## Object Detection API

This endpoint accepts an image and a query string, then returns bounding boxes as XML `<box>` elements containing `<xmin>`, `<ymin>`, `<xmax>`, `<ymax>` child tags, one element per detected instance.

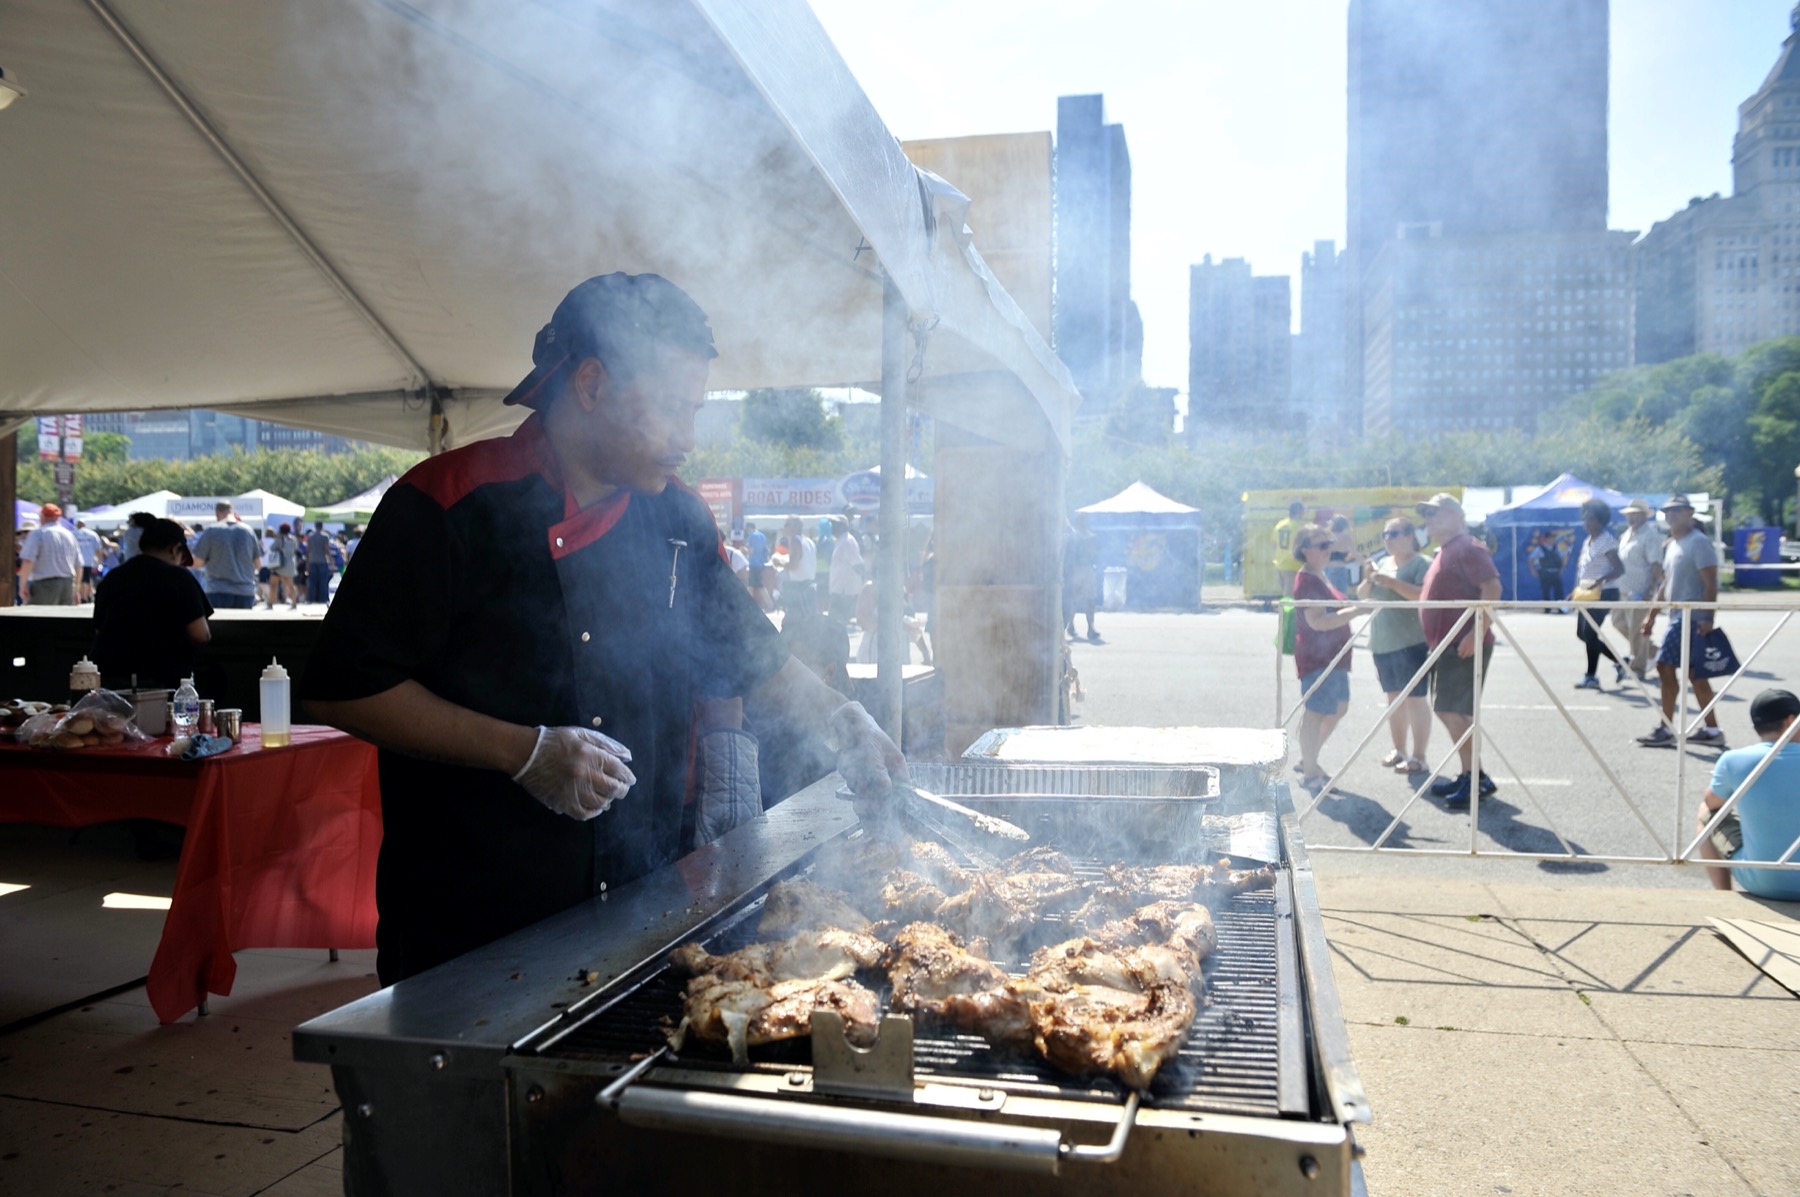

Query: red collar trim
<box><xmin>549</xmin><ymin>489</ymin><xmax>632</xmax><ymax>560</ymax></box>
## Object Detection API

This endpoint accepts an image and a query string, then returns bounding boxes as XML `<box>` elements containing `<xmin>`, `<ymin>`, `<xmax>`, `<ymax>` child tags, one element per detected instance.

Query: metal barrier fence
<box><xmin>1269</xmin><ymin>596</ymin><xmax>1800</xmax><ymax>878</ymax></box>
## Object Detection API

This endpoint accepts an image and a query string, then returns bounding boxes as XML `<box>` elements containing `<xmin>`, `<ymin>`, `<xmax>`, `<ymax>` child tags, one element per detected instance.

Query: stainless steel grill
<box><xmin>294</xmin><ymin>743</ymin><xmax>1368</xmax><ymax>1197</ymax></box>
<box><xmin>520</xmin><ymin>865</ymin><xmax>1302</xmax><ymax>1119</ymax></box>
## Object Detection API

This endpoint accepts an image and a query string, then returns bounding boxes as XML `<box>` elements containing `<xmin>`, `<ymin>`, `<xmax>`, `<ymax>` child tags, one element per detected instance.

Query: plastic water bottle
<box><xmin>172</xmin><ymin>676</ymin><xmax>200</xmax><ymax>739</ymax></box>
<box><xmin>259</xmin><ymin>658</ymin><xmax>291</xmax><ymax>748</ymax></box>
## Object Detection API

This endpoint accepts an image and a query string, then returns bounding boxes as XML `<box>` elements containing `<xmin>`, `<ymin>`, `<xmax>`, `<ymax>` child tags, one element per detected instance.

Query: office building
<box><xmin>1361</xmin><ymin>228</ymin><xmax>1634</xmax><ymax>435</ymax></box>
<box><xmin>1054</xmin><ymin>94</ymin><xmax>1140</xmax><ymax>423</ymax></box>
<box><xmin>1293</xmin><ymin>241</ymin><xmax>1349</xmax><ymax>432</ymax></box>
<box><xmin>1635</xmin><ymin>9</ymin><xmax>1800</xmax><ymax>363</ymax></box>
<box><xmin>1346</xmin><ymin>0</ymin><xmax>1611</xmax><ymax>426</ymax></box>
<box><xmin>1188</xmin><ymin>256</ymin><xmax>1292</xmax><ymax>431</ymax></box>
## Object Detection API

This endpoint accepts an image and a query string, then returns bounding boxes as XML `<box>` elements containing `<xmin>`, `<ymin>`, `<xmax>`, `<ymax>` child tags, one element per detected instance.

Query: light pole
<box><xmin>1793</xmin><ymin>463</ymin><xmax>1800</xmax><ymax>541</ymax></box>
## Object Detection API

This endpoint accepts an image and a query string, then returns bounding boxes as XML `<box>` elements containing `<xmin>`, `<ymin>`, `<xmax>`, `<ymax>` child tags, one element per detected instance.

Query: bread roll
<box><xmin>66</xmin><ymin>716</ymin><xmax>95</xmax><ymax>735</ymax></box>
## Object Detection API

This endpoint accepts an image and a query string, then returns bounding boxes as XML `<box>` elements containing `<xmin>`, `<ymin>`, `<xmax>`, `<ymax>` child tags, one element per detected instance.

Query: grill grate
<box><xmin>533</xmin><ymin>877</ymin><xmax>1298</xmax><ymax>1118</ymax></box>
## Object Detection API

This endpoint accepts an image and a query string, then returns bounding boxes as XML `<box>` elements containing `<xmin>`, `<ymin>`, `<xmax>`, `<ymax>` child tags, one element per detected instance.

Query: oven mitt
<box><xmin>693</xmin><ymin>727</ymin><xmax>762</xmax><ymax>846</ymax></box>
<box><xmin>826</xmin><ymin>700</ymin><xmax>907</xmax><ymax>800</ymax></box>
<box><xmin>512</xmin><ymin>726</ymin><xmax>636</xmax><ymax>821</ymax></box>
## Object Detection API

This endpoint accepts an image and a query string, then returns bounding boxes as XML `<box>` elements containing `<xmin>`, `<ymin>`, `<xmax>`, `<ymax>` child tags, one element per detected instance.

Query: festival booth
<box><xmin>303</xmin><ymin>475</ymin><xmax>398</xmax><ymax>526</ymax></box>
<box><xmin>1078</xmin><ymin>481</ymin><xmax>1204</xmax><ymax>611</ymax></box>
<box><xmin>1485</xmin><ymin>473</ymin><xmax>1661</xmax><ymax>601</ymax></box>
<box><xmin>78</xmin><ymin>489</ymin><xmax>182</xmax><ymax>531</ymax></box>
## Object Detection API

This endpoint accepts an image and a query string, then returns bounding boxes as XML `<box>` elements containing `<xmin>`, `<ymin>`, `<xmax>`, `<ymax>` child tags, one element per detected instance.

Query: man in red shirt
<box><xmin>1416</xmin><ymin>494</ymin><xmax>1502</xmax><ymax>808</ymax></box>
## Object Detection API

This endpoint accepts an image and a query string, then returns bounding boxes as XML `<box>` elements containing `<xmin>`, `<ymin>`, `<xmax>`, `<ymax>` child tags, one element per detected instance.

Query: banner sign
<box><xmin>35</xmin><ymin>415</ymin><xmax>83</xmax><ymax>460</ymax></box>
<box><xmin>742</xmin><ymin>478</ymin><xmax>843</xmax><ymax>514</ymax></box>
<box><xmin>169</xmin><ymin>496</ymin><xmax>264</xmax><ymax>520</ymax></box>
<box><xmin>740</xmin><ymin>473</ymin><xmax>935</xmax><ymax>515</ymax></box>
<box><xmin>694</xmin><ymin>478</ymin><xmax>740</xmax><ymax>534</ymax></box>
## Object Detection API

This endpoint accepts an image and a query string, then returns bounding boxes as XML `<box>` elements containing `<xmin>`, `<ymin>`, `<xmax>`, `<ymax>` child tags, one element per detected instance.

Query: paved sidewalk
<box><xmin>1313</xmin><ymin>860</ymin><xmax>1800</xmax><ymax>1196</ymax></box>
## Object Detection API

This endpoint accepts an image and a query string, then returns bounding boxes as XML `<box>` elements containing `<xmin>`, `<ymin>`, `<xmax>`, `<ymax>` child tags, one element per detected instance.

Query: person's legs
<box><xmin>1404</xmin><ymin>696</ymin><xmax>1432</xmax><ymax>762</ymax></box>
<box><xmin>1690</xmin><ymin>674</ymin><xmax>1720</xmax><ymax>729</ymax></box>
<box><xmin>1437</xmin><ymin>711</ymin><xmax>1474</xmax><ymax>773</ymax></box>
<box><xmin>1656</xmin><ymin>661</ymin><xmax>1679</xmax><ymax>723</ymax></box>
<box><xmin>1382</xmin><ymin>691</ymin><xmax>1408</xmax><ymax>756</ymax></box>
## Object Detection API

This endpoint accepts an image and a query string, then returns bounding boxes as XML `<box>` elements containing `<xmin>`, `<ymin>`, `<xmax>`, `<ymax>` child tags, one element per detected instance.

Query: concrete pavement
<box><xmin>1065</xmin><ymin>606</ymin><xmax>1800</xmax><ymax>1193</ymax></box>
<box><xmin>1314</xmin><ymin>862</ymin><xmax>1799</xmax><ymax>1196</ymax></box>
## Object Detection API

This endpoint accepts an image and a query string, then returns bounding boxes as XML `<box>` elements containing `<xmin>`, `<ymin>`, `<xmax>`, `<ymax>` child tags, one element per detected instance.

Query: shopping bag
<box><xmin>1276</xmin><ymin>598</ymin><xmax>1297</xmax><ymax>657</ymax></box>
<box><xmin>1693</xmin><ymin>627</ymin><xmax>1741</xmax><ymax>680</ymax></box>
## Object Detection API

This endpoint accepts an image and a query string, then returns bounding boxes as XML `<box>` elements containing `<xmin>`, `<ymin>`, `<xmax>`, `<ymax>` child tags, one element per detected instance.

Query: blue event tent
<box><xmin>1485</xmin><ymin>473</ymin><xmax>1649</xmax><ymax>601</ymax></box>
<box><xmin>1077</xmin><ymin>482</ymin><xmax>1204</xmax><ymax>610</ymax></box>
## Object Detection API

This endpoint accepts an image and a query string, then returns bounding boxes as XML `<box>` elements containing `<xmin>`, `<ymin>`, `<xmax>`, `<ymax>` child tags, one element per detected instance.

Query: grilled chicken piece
<box><xmin>996</xmin><ymin>845</ymin><xmax>1076</xmax><ymax>875</ymax></box>
<box><xmin>668</xmin><ymin>927</ymin><xmax>886</xmax><ymax>985</ymax></box>
<box><xmin>1029</xmin><ymin>975</ymin><xmax>1197</xmax><ymax>1091</ymax></box>
<box><xmin>1019</xmin><ymin>902</ymin><xmax>1215</xmax><ymax>1090</ymax></box>
<box><xmin>679</xmin><ymin>975</ymin><xmax>880</xmax><ymax>1065</ymax></box>
<box><xmin>1089</xmin><ymin>900</ymin><xmax>1217</xmax><ymax>963</ymax></box>
<box><xmin>757</xmin><ymin>879</ymin><xmax>873</xmax><ymax>936</ymax></box>
<box><xmin>905</xmin><ymin>840</ymin><xmax>973</xmax><ymax>889</ymax></box>
<box><xmin>881</xmin><ymin>923</ymin><xmax>1037</xmax><ymax>1044</ymax></box>
<box><xmin>1103</xmin><ymin>861</ymin><xmax>1277</xmax><ymax>904</ymax></box>
<box><xmin>934</xmin><ymin>867</ymin><xmax>1089</xmax><ymax>956</ymax></box>
<box><xmin>879</xmin><ymin>870</ymin><xmax>950</xmax><ymax>922</ymax></box>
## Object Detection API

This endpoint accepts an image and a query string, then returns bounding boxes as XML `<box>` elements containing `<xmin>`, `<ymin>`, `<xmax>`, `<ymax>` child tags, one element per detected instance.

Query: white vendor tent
<box><xmin>234</xmin><ymin>489</ymin><xmax>307</xmax><ymax>528</ymax></box>
<box><xmin>305</xmin><ymin>475</ymin><xmax>399</xmax><ymax>524</ymax></box>
<box><xmin>80</xmin><ymin>489</ymin><xmax>181</xmax><ymax>530</ymax></box>
<box><xmin>0</xmin><ymin>0</ymin><xmax>1077</xmax><ymax>453</ymax></box>
<box><xmin>1078</xmin><ymin>481</ymin><xmax>1200</xmax><ymax>517</ymax></box>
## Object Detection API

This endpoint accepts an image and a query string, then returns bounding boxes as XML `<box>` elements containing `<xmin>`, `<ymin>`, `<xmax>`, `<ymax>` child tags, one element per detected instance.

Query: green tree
<box><xmin>741</xmin><ymin>389</ymin><xmax>842</xmax><ymax>450</ymax></box>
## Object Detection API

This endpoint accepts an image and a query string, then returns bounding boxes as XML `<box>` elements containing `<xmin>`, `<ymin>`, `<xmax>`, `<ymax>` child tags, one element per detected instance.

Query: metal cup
<box><xmin>215</xmin><ymin>708</ymin><xmax>243</xmax><ymax>740</ymax></box>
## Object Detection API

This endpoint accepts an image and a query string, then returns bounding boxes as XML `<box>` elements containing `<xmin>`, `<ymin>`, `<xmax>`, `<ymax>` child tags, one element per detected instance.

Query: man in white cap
<box><xmin>1610</xmin><ymin>498</ymin><xmax>1664</xmax><ymax>679</ymax></box>
<box><xmin>1638</xmin><ymin>495</ymin><xmax>1723</xmax><ymax>747</ymax></box>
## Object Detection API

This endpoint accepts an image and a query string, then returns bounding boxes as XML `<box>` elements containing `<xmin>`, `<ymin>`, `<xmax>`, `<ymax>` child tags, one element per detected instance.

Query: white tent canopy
<box><xmin>0</xmin><ymin>0</ymin><xmax>1077</xmax><ymax>454</ymax></box>
<box><xmin>1078</xmin><ymin>481</ymin><xmax>1199</xmax><ymax>517</ymax></box>
<box><xmin>306</xmin><ymin>475</ymin><xmax>398</xmax><ymax>522</ymax></box>
<box><xmin>80</xmin><ymin>489</ymin><xmax>181</xmax><ymax>530</ymax></box>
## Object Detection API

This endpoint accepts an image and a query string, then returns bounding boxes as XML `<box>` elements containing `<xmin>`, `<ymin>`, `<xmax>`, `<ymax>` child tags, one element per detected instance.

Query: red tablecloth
<box><xmin>0</xmin><ymin>724</ymin><xmax>381</xmax><ymax>1022</ymax></box>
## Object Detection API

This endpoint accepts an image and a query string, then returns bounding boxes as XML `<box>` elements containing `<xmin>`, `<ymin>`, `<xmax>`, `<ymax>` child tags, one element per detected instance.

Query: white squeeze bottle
<box><xmin>172</xmin><ymin>676</ymin><xmax>200</xmax><ymax>739</ymax></box>
<box><xmin>259</xmin><ymin>658</ymin><xmax>291</xmax><ymax>748</ymax></box>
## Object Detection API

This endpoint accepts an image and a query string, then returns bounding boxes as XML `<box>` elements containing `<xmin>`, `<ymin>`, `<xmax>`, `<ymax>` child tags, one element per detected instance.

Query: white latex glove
<box><xmin>826</xmin><ymin>701</ymin><xmax>907</xmax><ymax>800</ymax></box>
<box><xmin>510</xmin><ymin>726</ymin><xmax>637</xmax><ymax>821</ymax></box>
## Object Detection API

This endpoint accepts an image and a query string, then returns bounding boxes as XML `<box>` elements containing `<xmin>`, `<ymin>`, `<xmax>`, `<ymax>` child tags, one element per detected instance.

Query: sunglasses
<box><xmin>1382</xmin><ymin>530</ymin><xmax>1409</xmax><ymax>539</ymax></box>
<box><xmin>1302</xmin><ymin>541</ymin><xmax>1331</xmax><ymax>551</ymax></box>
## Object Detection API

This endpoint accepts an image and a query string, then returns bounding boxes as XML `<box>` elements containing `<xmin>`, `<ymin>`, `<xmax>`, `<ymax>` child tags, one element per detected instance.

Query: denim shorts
<box><xmin>1373</xmin><ymin>642</ymin><xmax>1431</xmax><ymax>697</ymax></box>
<box><xmin>1299</xmin><ymin>667</ymin><xmax>1350</xmax><ymax>714</ymax></box>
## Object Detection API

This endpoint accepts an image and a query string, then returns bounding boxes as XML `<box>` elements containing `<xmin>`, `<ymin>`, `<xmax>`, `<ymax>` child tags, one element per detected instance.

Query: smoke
<box><xmin>280</xmin><ymin>0</ymin><xmax>880</xmax><ymax>394</ymax></box>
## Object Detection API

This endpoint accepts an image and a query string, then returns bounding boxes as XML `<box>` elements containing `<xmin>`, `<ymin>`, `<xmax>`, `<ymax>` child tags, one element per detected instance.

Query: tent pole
<box><xmin>876</xmin><ymin>270</ymin><xmax>908</xmax><ymax>746</ymax></box>
<box><xmin>0</xmin><ymin>430</ymin><xmax>16</xmax><ymax>608</ymax></box>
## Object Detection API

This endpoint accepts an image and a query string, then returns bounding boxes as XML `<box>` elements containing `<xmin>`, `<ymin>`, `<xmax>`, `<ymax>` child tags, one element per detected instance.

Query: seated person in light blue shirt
<box><xmin>1697</xmin><ymin>689</ymin><xmax>1800</xmax><ymax>901</ymax></box>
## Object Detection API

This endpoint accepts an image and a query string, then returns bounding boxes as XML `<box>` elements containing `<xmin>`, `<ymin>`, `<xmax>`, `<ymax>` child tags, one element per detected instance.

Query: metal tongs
<box><xmin>892</xmin><ymin>780</ymin><xmax>1030</xmax><ymax>869</ymax></box>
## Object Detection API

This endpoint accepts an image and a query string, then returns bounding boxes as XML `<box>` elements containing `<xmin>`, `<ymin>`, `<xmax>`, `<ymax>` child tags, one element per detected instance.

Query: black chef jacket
<box><xmin>302</xmin><ymin>414</ymin><xmax>789</xmax><ymax>983</ymax></box>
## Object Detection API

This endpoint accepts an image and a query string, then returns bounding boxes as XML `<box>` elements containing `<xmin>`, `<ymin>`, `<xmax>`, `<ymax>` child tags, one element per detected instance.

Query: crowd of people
<box><xmin>1276</xmin><ymin>490</ymin><xmax>1796</xmax><ymax>899</ymax></box>
<box><xmin>13</xmin><ymin>502</ymin><xmax>361</xmax><ymax>610</ymax></box>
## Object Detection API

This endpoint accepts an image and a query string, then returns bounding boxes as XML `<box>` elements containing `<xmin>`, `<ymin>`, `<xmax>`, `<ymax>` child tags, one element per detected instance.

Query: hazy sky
<box><xmin>809</xmin><ymin>0</ymin><xmax>1799</xmax><ymax>404</ymax></box>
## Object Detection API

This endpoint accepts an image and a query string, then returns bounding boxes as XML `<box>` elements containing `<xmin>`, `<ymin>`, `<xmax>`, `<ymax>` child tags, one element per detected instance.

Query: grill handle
<box><xmin>605</xmin><ymin>1085</ymin><xmax>1140</xmax><ymax>1176</ymax></box>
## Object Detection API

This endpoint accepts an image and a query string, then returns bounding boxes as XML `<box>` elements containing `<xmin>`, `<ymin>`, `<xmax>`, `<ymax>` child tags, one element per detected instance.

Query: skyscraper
<box><xmin>1054</xmin><ymin>94</ymin><xmax>1140</xmax><ymax>425</ymax></box>
<box><xmin>1188</xmin><ymin>256</ymin><xmax>1291</xmax><ymax>432</ymax></box>
<box><xmin>1635</xmin><ymin>7</ymin><xmax>1800</xmax><ymax>363</ymax></box>
<box><xmin>1346</xmin><ymin>0</ymin><xmax>1612</xmax><ymax>430</ymax></box>
<box><xmin>1293</xmin><ymin>241</ymin><xmax>1348</xmax><ymax>432</ymax></box>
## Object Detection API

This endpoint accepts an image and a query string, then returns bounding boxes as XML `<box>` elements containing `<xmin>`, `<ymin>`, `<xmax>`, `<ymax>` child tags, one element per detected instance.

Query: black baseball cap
<box><xmin>1750</xmin><ymin>688</ymin><xmax>1800</xmax><ymax>731</ymax></box>
<box><xmin>502</xmin><ymin>273</ymin><xmax>717</xmax><ymax>409</ymax></box>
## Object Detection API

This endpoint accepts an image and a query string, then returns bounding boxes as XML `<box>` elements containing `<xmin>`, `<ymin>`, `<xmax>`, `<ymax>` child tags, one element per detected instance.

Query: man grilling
<box><xmin>303</xmin><ymin>273</ymin><xmax>905</xmax><ymax>985</ymax></box>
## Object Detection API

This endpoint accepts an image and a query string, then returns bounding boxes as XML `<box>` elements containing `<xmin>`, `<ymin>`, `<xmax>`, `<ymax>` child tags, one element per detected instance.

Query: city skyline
<box><xmin>810</xmin><ymin>0</ymin><xmax>1798</xmax><ymax>413</ymax></box>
